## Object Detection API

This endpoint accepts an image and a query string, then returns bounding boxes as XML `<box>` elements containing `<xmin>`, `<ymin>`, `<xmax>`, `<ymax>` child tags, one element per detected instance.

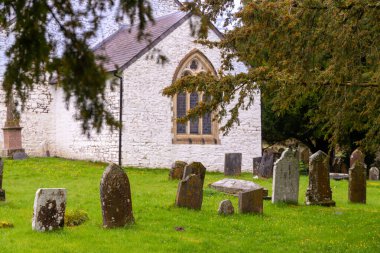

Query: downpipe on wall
<box><xmin>114</xmin><ymin>71</ymin><xmax>123</xmax><ymax>167</ymax></box>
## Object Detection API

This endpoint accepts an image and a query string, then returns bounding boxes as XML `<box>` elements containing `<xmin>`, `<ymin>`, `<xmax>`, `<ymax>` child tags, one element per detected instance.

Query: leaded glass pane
<box><xmin>190</xmin><ymin>59</ymin><xmax>198</xmax><ymax>70</ymax></box>
<box><xmin>190</xmin><ymin>92</ymin><xmax>199</xmax><ymax>134</ymax></box>
<box><xmin>176</xmin><ymin>92</ymin><xmax>186</xmax><ymax>134</ymax></box>
<box><xmin>202</xmin><ymin>95</ymin><xmax>212</xmax><ymax>134</ymax></box>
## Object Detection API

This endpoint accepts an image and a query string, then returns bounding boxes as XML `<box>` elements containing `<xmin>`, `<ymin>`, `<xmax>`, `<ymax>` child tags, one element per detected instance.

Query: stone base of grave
<box><xmin>305</xmin><ymin>198</ymin><xmax>336</xmax><ymax>207</ymax></box>
<box><xmin>2</xmin><ymin>148</ymin><xmax>26</xmax><ymax>158</ymax></box>
<box><xmin>0</xmin><ymin>189</ymin><xmax>5</xmax><ymax>201</ymax></box>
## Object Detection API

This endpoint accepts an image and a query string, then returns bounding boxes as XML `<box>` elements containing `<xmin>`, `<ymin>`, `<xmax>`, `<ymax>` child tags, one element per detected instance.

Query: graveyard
<box><xmin>0</xmin><ymin>157</ymin><xmax>379</xmax><ymax>253</ymax></box>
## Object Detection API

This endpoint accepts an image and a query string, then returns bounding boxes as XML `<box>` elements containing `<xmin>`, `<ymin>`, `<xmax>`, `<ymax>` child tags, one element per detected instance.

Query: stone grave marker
<box><xmin>350</xmin><ymin>148</ymin><xmax>364</xmax><ymax>167</ymax></box>
<box><xmin>369</xmin><ymin>167</ymin><xmax>379</xmax><ymax>180</ymax></box>
<box><xmin>169</xmin><ymin>161</ymin><xmax>187</xmax><ymax>180</ymax></box>
<box><xmin>349</xmin><ymin>161</ymin><xmax>366</xmax><ymax>203</ymax></box>
<box><xmin>224</xmin><ymin>153</ymin><xmax>242</xmax><ymax>176</ymax></box>
<box><xmin>100</xmin><ymin>163</ymin><xmax>134</xmax><ymax>228</ymax></box>
<box><xmin>332</xmin><ymin>157</ymin><xmax>348</xmax><ymax>174</ymax></box>
<box><xmin>299</xmin><ymin>147</ymin><xmax>310</xmax><ymax>166</ymax></box>
<box><xmin>175</xmin><ymin>174</ymin><xmax>203</xmax><ymax>210</ymax></box>
<box><xmin>183</xmin><ymin>162</ymin><xmax>206</xmax><ymax>186</ymax></box>
<box><xmin>272</xmin><ymin>148</ymin><xmax>299</xmax><ymax>204</ymax></box>
<box><xmin>252</xmin><ymin>157</ymin><xmax>262</xmax><ymax>176</ymax></box>
<box><xmin>218</xmin><ymin>199</ymin><xmax>234</xmax><ymax>215</ymax></box>
<box><xmin>0</xmin><ymin>158</ymin><xmax>5</xmax><ymax>201</ymax></box>
<box><xmin>238</xmin><ymin>188</ymin><xmax>263</xmax><ymax>214</ymax></box>
<box><xmin>305</xmin><ymin>151</ymin><xmax>335</xmax><ymax>206</ymax></box>
<box><xmin>209</xmin><ymin>178</ymin><xmax>268</xmax><ymax>197</ymax></box>
<box><xmin>32</xmin><ymin>188</ymin><xmax>67</xmax><ymax>232</ymax></box>
<box><xmin>13</xmin><ymin>151</ymin><xmax>28</xmax><ymax>160</ymax></box>
<box><xmin>329</xmin><ymin>173</ymin><xmax>349</xmax><ymax>181</ymax></box>
<box><xmin>258</xmin><ymin>150</ymin><xmax>278</xmax><ymax>178</ymax></box>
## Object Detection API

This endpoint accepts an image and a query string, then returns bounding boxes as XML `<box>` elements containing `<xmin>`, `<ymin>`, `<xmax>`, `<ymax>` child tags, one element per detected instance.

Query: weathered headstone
<box><xmin>218</xmin><ymin>199</ymin><xmax>234</xmax><ymax>215</ymax></box>
<box><xmin>100</xmin><ymin>163</ymin><xmax>134</xmax><ymax>228</ymax></box>
<box><xmin>238</xmin><ymin>188</ymin><xmax>263</xmax><ymax>214</ymax></box>
<box><xmin>299</xmin><ymin>147</ymin><xmax>310</xmax><ymax>166</ymax></box>
<box><xmin>258</xmin><ymin>150</ymin><xmax>275</xmax><ymax>178</ymax></box>
<box><xmin>224</xmin><ymin>153</ymin><xmax>242</xmax><ymax>176</ymax></box>
<box><xmin>305</xmin><ymin>151</ymin><xmax>335</xmax><ymax>206</ymax></box>
<box><xmin>252</xmin><ymin>157</ymin><xmax>262</xmax><ymax>176</ymax></box>
<box><xmin>332</xmin><ymin>157</ymin><xmax>348</xmax><ymax>174</ymax></box>
<box><xmin>13</xmin><ymin>151</ymin><xmax>28</xmax><ymax>160</ymax></box>
<box><xmin>350</xmin><ymin>149</ymin><xmax>364</xmax><ymax>167</ymax></box>
<box><xmin>183</xmin><ymin>162</ymin><xmax>206</xmax><ymax>186</ymax></box>
<box><xmin>0</xmin><ymin>158</ymin><xmax>4</xmax><ymax>201</ymax></box>
<box><xmin>175</xmin><ymin>174</ymin><xmax>203</xmax><ymax>210</ymax></box>
<box><xmin>272</xmin><ymin>148</ymin><xmax>299</xmax><ymax>204</ymax></box>
<box><xmin>369</xmin><ymin>167</ymin><xmax>379</xmax><ymax>180</ymax></box>
<box><xmin>32</xmin><ymin>188</ymin><xmax>67</xmax><ymax>231</ymax></box>
<box><xmin>209</xmin><ymin>178</ymin><xmax>268</xmax><ymax>197</ymax></box>
<box><xmin>169</xmin><ymin>161</ymin><xmax>187</xmax><ymax>180</ymax></box>
<box><xmin>349</xmin><ymin>162</ymin><xmax>366</xmax><ymax>203</ymax></box>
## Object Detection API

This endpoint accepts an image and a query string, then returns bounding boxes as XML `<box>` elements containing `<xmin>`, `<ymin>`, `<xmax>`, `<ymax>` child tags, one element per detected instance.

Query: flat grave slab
<box><xmin>329</xmin><ymin>173</ymin><xmax>349</xmax><ymax>180</ymax></box>
<box><xmin>209</xmin><ymin>178</ymin><xmax>268</xmax><ymax>197</ymax></box>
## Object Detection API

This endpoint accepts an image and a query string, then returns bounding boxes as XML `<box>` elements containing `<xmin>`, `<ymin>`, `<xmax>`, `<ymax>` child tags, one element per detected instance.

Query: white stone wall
<box><xmin>119</xmin><ymin>17</ymin><xmax>261</xmax><ymax>171</ymax></box>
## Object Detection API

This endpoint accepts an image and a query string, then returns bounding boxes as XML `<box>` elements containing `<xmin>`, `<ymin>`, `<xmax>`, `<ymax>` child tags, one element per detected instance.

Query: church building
<box><xmin>0</xmin><ymin>0</ymin><xmax>261</xmax><ymax>171</ymax></box>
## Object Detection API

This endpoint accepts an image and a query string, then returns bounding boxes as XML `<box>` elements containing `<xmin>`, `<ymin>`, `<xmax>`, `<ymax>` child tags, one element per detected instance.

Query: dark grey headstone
<box><xmin>258</xmin><ymin>150</ymin><xmax>276</xmax><ymax>178</ymax></box>
<box><xmin>175</xmin><ymin>174</ymin><xmax>203</xmax><ymax>210</ymax></box>
<box><xmin>32</xmin><ymin>188</ymin><xmax>66</xmax><ymax>231</ymax></box>
<box><xmin>238</xmin><ymin>188</ymin><xmax>263</xmax><ymax>214</ymax></box>
<box><xmin>218</xmin><ymin>199</ymin><xmax>234</xmax><ymax>215</ymax></box>
<box><xmin>224</xmin><ymin>153</ymin><xmax>242</xmax><ymax>176</ymax></box>
<box><xmin>252</xmin><ymin>157</ymin><xmax>262</xmax><ymax>176</ymax></box>
<box><xmin>100</xmin><ymin>163</ymin><xmax>134</xmax><ymax>228</ymax></box>
<box><xmin>13</xmin><ymin>151</ymin><xmax>28</xmax><ymax>160</ymax></box>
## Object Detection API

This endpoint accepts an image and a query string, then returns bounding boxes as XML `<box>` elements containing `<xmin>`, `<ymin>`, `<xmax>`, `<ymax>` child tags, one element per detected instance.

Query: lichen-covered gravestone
<box><xmin>272</xmin><ymin>148</ymin><xmax>299</xmax><ymax>204</ymax></box>
<box><xmin>369</xmin><ymin>167</ymin><xmax>379</xmax><ymax>180</ymax></box>
<box><xmin>349</xmin><ymin>162</ymin><xmax>366</xmax><ymax>203</ymax></box>
<box><xmin>350</xmin><ymin>149</ymin><xmax>365</xmax><ymax>167</ymax></box>
<box><xmin>175</xmin><ymin>174</ymin><xmax>203</xmax><ymax>210</ymax></box>
<box><xmin>32</xmin><ymin>188</ymin><xmax>66</xmax><ymax>231</ymax></box>
<box><xmin>100</xmin><ymin>163</ymin><xmax>134</xmax><ymax>228</ymax></box>
<box><xmin>224</xmin><ymin>153</ymin><xmax>242</xmax><ymax>176</ymax></box>
<box><xmin>169</xmin><ymin>161</ymin><xmax>187</xmax><ymax>180</ymax></box>
<box><xmin>218</xmin><ymin>199</ymin><xmax>234</xmax><ymax>215</ymax></box>
<box><xmin>238</xmin><ymin>188</ymin><xmax>263</xmax><ymax>214</ymax></box>
<box><xmin>306</xmin><ymin>151</ymin><xmax>335</xmax><ymax>206</ymax></box>
<box><xmin>183</xmin><ymin>162</ymin><xmax>206</xmax><ymax>186</ymax></box>
<box><xmin>0</xmin><ymin>158</ymin><xmax>5</xmax><ymax>201</ymax></box>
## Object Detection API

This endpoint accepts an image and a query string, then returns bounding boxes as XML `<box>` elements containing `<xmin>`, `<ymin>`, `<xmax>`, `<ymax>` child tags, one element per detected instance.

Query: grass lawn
<box><xmin>0</xmin><ymin>158</ymin><xmax>379</xmax><ymax>253</ymax></box>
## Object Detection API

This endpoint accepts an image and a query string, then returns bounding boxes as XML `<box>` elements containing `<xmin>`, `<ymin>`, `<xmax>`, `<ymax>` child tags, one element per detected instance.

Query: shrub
<box><xmin>65</xmin><ymin>209</ymin><xmax>89</xmax><ymax>227</ymax></box>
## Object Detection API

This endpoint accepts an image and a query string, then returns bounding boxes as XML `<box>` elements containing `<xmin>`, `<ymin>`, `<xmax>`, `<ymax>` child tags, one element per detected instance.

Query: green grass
<box><xmin>0</xmin><ymin>158</ymin><xmax>379</xmax><ymax>253</ymax></box>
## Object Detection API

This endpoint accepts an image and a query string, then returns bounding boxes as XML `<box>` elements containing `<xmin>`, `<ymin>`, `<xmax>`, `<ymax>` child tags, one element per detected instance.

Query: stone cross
<box><xmin>32</xmin><ymin>188</ymin><xmax>67</xmax><ymax>231</ymax></box>
<box><xmin>169</xmin><ymin>161</ymin><xmax>187</xmax><ymax>180</ymax></box>
<box><xmin>224</xmin><ymin>153</ymin><xmax>242</xmax><ymax>176</ymax></box>
<box><xmin>182</xmin><ymin>162</ymin><xmax>206</xmax><ymax>186</ymax></box>
<box><xmin>100</xmin><ymin>163</ymin><xmax>134</xmax><ymax>228</ymax></box>
<box><xmin>175</xmin><ymin>174</ymin><xmax>203</xmax><ymax>210</ymax></box>
<box><xmin>238</xmin><ymin>188</ymin><xmax>263</xmax><ymax>214</ymax></box>
<box><xmin>369</xmin><ymin>167</ymin><xmax>379</xmax><ymax>180</ymax></box>
<box><xmin>258</xmin><ymin>150</ymin><xmax>275</xmax><ymax>178</ymax></box>
<box><xmin>0</xmin><ymin>158</ymin><xmax>5</xmax><ymax>201</ymax></box>
<box><xmin>272</xmin><ymin>148</ymin><xmax>299</xmax><ymax>204</ymax></box>
<box><xmin>349</xmin><ymin>161</ymin><xmax>366</xmax><ymax>203</ymax></box>
<box><xmin>350</xmin><ymin>148</ymin><xmax>364</xmax><ymax>167</ymax></box>
<box><xmin>305</xmin><ymin>151</ymin><xmax>335</xmax><ymax>206</ymax></box>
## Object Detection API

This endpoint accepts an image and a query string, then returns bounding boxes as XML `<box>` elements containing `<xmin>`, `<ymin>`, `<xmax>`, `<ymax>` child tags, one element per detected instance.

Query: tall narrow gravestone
<box><xmin>224</xmin><ymin>153</ymin><xmax>242</xmax><ymax>176</ymax></box>
<box><xmin>175</xmin><ymin>174</ymin><xmax>203</xmax><ymax>210</ymax></box>
<box><xmin>238</xmin><ymin>188</ymin><xmax>263</xmax><ymax>214</ymax></box>
<box><xmin>0</xmin><ymin>158</ymin><xmax>5</xmax><ymax>201</ymax></box>
<box><xmin>100</xmin><ymin>164</ymin><xmax>134</xmax><ymax>228</ymax></box>
<box><xmin>349</xmin><ymin>162</ymin><xmax>366</xmax><ymax>203</ymax></box>
<box><xmin>272</xmin><ymin>149</ymin><xmax>299</xmax><ymax>204</ymax></box>
<box><xmin>369</xmin><ymin>167</ymin><xmax>379</xmax><ymax>180</ymax></box>
<box><xmin>32</xmin><ymin>188</ymin><xmax>67</xmax><ymax>231</ymax></box>
<box><xmin>305</xmin><ymin>151</ymin><xmax>335</xmax><ymax>206</ymax></box>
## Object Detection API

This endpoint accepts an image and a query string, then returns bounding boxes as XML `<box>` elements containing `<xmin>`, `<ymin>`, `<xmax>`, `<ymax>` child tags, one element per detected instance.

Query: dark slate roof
<box><xmin>94</xmin><ymin>11</ymin><xmax>191</xmax><ymax>72</ymax></box>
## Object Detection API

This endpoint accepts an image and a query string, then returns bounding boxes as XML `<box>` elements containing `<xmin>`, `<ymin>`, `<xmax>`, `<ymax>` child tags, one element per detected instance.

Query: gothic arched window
<box><xmin>172</xmin><ymin>50</ymin><xmax>219</xmax><ymax>144</ymax></box>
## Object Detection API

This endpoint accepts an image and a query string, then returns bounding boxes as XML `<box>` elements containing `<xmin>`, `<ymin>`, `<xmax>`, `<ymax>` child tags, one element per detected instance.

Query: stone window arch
<box><xmin>172</xmin><ymin>49</ymin><xmax>220</xmax><ymax>144</ymax></box>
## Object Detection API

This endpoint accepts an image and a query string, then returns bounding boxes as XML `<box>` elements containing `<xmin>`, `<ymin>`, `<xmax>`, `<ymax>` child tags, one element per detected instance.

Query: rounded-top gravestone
<box><xmin>218</xmin><ymin>199</ymin><xmax>234</xmax><ymax>215</ymax></box>
<box><xmin>369</xmin><ymin>167</ymin><xmax>379</xmax><ymax>180</ymax></box>
<box><xmin>349</xmin><ymin>162</ymin><xmax>366</xmax><ymax>203</ymax></box>
<box><xmin>169</xmin><ymin>161</ymin><xmax>187</xmax><ymax>180</ymax></box>
<box><xmin>100</xmin><ymin>163</ymin><xmax>134</xmax><ymax>228</ymax></box>
<box><xmin>350</xmin><ymin>149</ymin><xmax>364</xmax><ymax>167</ymax></box>
<box><xmin>183</xmin><ymin>162</ymin><xmax>206</xmax><ymax>186</ymax></box>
